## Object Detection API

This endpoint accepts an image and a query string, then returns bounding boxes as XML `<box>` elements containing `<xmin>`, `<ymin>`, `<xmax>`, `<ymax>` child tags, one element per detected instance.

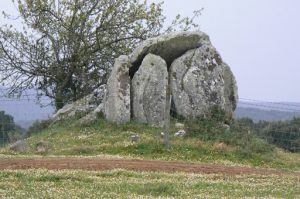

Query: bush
<box><xmin>236</xmin><ymin>117</ymin><xmax>300</xmax><ymax>152</ymax></box>
<box><xmin>185</xmin><ymin>116</ymin><xmax>274</xmax><ymax>155</ymax></box>
<box><xmin>0</xmin><ymin>111</ymin><xmax>23</xmax><ymax>145</ymax></box>
<box><xmin>27</xmin><ymin>120</ymin><xmax>52</xmax><ymax>136</ymax></box>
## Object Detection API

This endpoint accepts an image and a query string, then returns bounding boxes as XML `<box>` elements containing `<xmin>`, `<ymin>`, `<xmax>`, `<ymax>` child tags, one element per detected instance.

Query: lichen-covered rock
<box><xmin>174</xmin><ymin>130</ymin><xmax>186</xmax><ymax>137</ymax></box>
<box><xmin>129</xmin><ymin>31</ymin><xmax>211</xmax><ymax>77</ymax></box>
<box><xmin>9</xmin><ymin>140</ymin><xmax>28</xmax><ymax>153</ymax></box>
<box><xmin>79</xmin><ymin>104</ymin><xmax>105</xmax><ymax>125</ymax></box>
<box><xmin>132</xmin><ymin>54</ymin><xmax>168</xmax><ymax>127</ymax></box>
<box><xmin>51</xmin><ymin>31</ymin><xmax>238</xmax><ymax>127</ymax></box>
<box><xmin>170</xmin><ymin>44</ymin><xmax>230</xmax><ymax>118</ymax></box>
<box><xmin>129</xmin><ymin>134</ymin><xmax>140</xmax><ymax>142</ymax></box>
<box><xmin>223</xmin><ymin>63</ymin><xmax>238</xmax><ymax>118</ymax></box>
<box><xmin>175</xmin><ymin>122</ymin><xmax>185</xmax><ymax>129</ymax></box>
<box><xmin>104</xmin><ymin>55</ymin><xmax>131</xmax><ymax>124</ymax></box>
<box><xmin>52</xmin><ymin>85</ymin><xmax>106</xmax><ymax>122</ymax></box>
<box><xmin>36</xmin><ymin>140</ymin><xmax>51</xmax><ymax>153</ymax></box>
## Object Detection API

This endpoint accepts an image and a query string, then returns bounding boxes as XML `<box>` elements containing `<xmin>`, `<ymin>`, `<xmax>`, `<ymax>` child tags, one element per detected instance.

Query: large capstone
<box><xmin>104</xmin><ymin>55</ymin><xmax>131</xmax><ymax>124</ymax></box>
<box><xmin>132</xmin><ymin>54</ymin><xmax>168</xmax><ymax>127</ymax></box>
<box><xmin>129</xmin><ymin>31</ymin><xmax>211</xmax><ymax>78</ymax></box>
<box><xmin>170</xmin><ymin>44</ymin><xmax>233</xmax><ymax>118</ymax></box>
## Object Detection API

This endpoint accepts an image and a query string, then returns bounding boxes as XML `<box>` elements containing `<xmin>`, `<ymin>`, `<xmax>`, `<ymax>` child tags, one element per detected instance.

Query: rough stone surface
<box><xmin>132</xmin><ymin>54</ymin><xmax>168</xmax><ymax>127</ymax></box>
<box><xmin>36</xmin><ymin>140</ymin><xmax>51</xmax><ymax>153</ymax></box>
<box><xmin>170</xmin><ymin>44</ymin><xmax>230</xmax><ymax>118</ymax></box>
<box><xmin>129</xmin><ymin>134</ymin><xmax>140</xmax><ymax>142</ymax></box>
<box><xmin>50</xmin><ymin>31</ymin><xmax>238</xmax><ymax>127</ymax></box>
<box><xmin>175</xmin><ymin>123</ymin><xmax>185</xmax><ymax>129</ymax></box>
<box><xmin>129</xmin><ymin>31</ymin><xmax>211</xmax><ymax>77</ymax></box>
<box><xmin>104</xmin><ymin>55</ymin><xmax>131</xmax><ymax>124</ymax></box>
<box><xmin>223</xmin><ymin>63</ymin><xmax>238</xmax><ymax>118</ymax></box>
<box><xmin>52</xmin><ymin>85</ymin><xmax>106</xmax><ymax>122</ymax></box>
<box><xmin>79</xmin><ymin>104</ymin><xmax>105</xmax><ymax>125</ymax></box>
<box><xmin>9</xmin><ymin>140</ymin><xmax>28</xmax><ymax>152</ymax></box>
<box><xmin>174</xmin><ymin>130</ymin><xmax>186</xmax><ymax>137</ymax></box>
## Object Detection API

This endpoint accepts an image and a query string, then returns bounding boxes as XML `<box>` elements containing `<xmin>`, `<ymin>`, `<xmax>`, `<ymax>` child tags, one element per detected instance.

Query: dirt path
<box><xmin>0</xmin><ymin>158</ymin><xmax>299</xmax><ymax>176</ymax></box>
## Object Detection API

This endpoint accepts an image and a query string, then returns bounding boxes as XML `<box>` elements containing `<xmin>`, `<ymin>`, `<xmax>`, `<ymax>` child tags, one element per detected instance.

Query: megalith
<box><xmin>132</xmin><ymin>54</ymin><xmax>168</xmax><ymax>127</ymax></box>
<box><xmin>104</xmin><ymin>55</ymin><xmax>131</xmax><ymax>124</ymax></box>
<box><xmin>170</xmin><ymin>44</ymin><xmax>237</xmax><ymax>118</ymax></box>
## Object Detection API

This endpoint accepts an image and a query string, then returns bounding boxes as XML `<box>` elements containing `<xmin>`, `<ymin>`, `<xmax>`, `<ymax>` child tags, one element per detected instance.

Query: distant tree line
<box><xmin>236</xmin><ymin>117</ymin><xmax>300</xmax><ymax>152</ymax></box>
<box><xmin>0</xmin><ymin>111</ymin><xmax>23</xmax><ymax>145</ymax></box>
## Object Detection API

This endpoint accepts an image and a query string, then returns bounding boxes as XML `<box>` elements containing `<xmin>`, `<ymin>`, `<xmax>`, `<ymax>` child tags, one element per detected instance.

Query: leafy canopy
<box><xmin>0</xmin><ymin>0</ymin><xmax>201</xmax><ymax>109</ymax></box>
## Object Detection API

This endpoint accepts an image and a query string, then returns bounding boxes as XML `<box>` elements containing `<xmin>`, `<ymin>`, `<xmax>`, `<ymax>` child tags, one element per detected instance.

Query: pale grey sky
<box><xmin>155</xmin><ymin>0</ymin><xmax>300</xmax><ymax>102</ymax></box>
<box><xmin>1</xmin><ymin>0</ymin><xmax>300</xmax><ymax>102</ymax></box>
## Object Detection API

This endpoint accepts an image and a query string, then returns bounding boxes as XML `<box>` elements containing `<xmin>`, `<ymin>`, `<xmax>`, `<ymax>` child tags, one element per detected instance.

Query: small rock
<box><xmin>174</xmin><ymin>130</ymin><xmax>186</xmax><ymax>137</ymax></box>
<box><xmin>175</xmin><ymin>123</ymin><xmax>185</xmax><ymax>128</ymax></box>
<box><xmin>52</xmin><ymin>85</ymin><xmax>106</xmax><ymax>123</ymax></box>
<box><xmin>36</xmin><ymin>140</ymin><xmax>51</xmax><ymax>153</ymax></box>
<box><xmin>129</xmin><ymin>134</ymin><xmax>140</xmax><ymax>142</ymax></box>
<box><xmin>10</xmin><ymin>140</ymin><xmax>28</xmax><ymax>152</ymax></box>
<box><xmin>222</xmin><ymin>124</ymin><xmax>230</xmax><ymax>131</ymax></box>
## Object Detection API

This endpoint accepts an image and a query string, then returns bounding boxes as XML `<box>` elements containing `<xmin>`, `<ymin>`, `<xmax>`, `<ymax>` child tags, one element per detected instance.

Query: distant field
<box><xmin>0</xmin><ymin>169</ymin><xmax>300</xmax><ymax>198</ymax></box>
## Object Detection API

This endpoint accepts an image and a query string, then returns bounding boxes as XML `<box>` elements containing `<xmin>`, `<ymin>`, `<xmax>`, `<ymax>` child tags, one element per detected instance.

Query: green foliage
<box><xmin>26</xmin><ymin>119</ymin><xmax>52</xmax><ymax>136</ymax></box>
<box><xmin>1</xmin><ymin>169</ymin><xmax>300</xmax><ymax>198</ymax></box>
<box><xmin>185</xmin><ymin>116</ymin><xmax>274</xmax><ymax>157</ymax></box>
<box><xmin>136</xmin><ymin>183</ymin><xmax>178</xmax><ymax>197</ymax></box>
<box><xmin>0</xmin><ymin>0</ymin><xmax>201</xmax><ymax>109</ymax></box>
<box><xmin>4</xmin><ymin>118</ymin><xmax>298</xmax><ymax>170</ymax></box>
<box><xmin>0</xmin><ymin>111</ymin><xmax>22</xmax><ymax>145</ymax></box>
<box><xmin>237</xmin><ymin>117</ymin><xmax>300</xmax><ymax>152</ymax></box>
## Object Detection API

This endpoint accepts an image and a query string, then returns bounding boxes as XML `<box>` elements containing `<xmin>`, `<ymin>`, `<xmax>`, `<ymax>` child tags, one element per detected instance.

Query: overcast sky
<box><xmin>1</xmin><ymin>0</ymin><xmax>300</xmax><ymax>102</ymax></box>
<box><xmin>154</xmin><ymin>0</ymin><xmax>300</xmax><ymax>102</ymax></box>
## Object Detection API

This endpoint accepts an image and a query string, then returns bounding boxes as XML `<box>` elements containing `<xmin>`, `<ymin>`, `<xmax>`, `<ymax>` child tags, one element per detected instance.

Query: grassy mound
<box><xmin>1</xmin><ymin>118</ymin><xmax>300</xmax><ymax>170</ymax></box>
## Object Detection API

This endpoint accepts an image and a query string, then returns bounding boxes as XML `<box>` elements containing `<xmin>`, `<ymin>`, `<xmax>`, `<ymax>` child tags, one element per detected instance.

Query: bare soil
<box><xmin>0</xmin><ymin>158</ymin><xmax>299</xmax><ymax>176</ymax></box>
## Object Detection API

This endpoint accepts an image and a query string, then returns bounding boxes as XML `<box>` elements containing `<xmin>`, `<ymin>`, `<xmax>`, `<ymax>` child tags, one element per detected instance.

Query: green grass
<box><xmin>0</xmin><ymin>169</ymin><xmax>299</xmax><ymax>198</ymax></box>
<box><xmin>1</xmin><ymin>118</ymin><xmax>300</xmax><ymax>198</ymax></box>
<box><xmin>1</xmin><ymin>118</ymin><xmax>300</xmax><ymax>170</ymax></box>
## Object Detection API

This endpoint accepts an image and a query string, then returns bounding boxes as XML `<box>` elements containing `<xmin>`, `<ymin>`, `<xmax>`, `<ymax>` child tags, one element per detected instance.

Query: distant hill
<box><xmin>0</xmin><ymin>89</ymin><xmax>54</xmax><ymax>129</ymax></box>
<box><xmin>234</xmin><ymin>107</ymin><xmax>300</xmax><ymax>122</ymax></box>
<box><xmin>1</xmin><ymin>88</ymin><xmax>300</xmax><ymax>128</ymax></box>
<box><xmin>235</xmin><ymin>100</ymin><xmax>300</xmax><ymax>122</ymax></box>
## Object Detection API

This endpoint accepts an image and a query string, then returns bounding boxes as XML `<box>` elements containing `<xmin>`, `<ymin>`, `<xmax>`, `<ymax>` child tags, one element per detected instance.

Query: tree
<box><xmin>0</xmin><ymin>0</ymin><xmax>200</xmax><ymax>110</ymax></box>
<box><xmin>0</xmin><ymin>111</ymin><xmax>21</xmax><ymax>144</ymax></box>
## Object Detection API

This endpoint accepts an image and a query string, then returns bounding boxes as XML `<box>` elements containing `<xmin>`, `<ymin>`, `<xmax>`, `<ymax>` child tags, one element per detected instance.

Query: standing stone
<box><xmin>104</xmin><ymin>55</ymin><xmax>131</xmax><ymax>124</ymax></box>
<box><xmin>223</xmin><ymin>63</ymin><xmax>238</xmax><ymax>119</ymax></box>
<box><xmin>132</xmin><ymin>54</ymin><xmax>168</xmax><ymax>127</ymax></box>
<box><xmin>170</xmin><ymin>44</ymin><xmax>227</xmax><ymax>118</ymax></box>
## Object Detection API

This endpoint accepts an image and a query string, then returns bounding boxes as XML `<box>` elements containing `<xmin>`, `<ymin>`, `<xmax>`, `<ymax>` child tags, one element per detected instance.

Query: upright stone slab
<box><xmin>104</xmin><ymin>55</ymin><xmax>131</xmax><ymax>124</ymax></box>
<box><xmin>132</xmin><ymin>54</ymin><xmax>168</xmax><ymax>127</ymax></box>
<box><xmin>170</xmin><ymin>44</ymin><xmax>229</xmax><ymax>118</ymax></box>
<box><xmin>223</xmin><ymin>63</ymin><xmax>238</xmax><ymax>118</ymax></box>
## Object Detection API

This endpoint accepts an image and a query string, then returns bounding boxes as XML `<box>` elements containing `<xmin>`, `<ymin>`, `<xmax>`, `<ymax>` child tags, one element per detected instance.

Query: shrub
<box><xmin>27</xmin><ymin>120</ymin><xmax>52</xmax><ymax>136</ymax></box>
